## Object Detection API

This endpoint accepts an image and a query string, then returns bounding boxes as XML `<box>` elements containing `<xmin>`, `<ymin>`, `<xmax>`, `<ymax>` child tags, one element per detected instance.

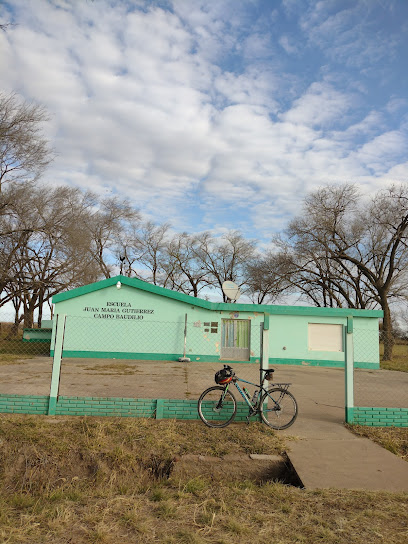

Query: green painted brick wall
<box><xmin>2</xmin><ymin>396</ymin><xmax>405</xmax><ymax>428</ymax></box>
<box><xmin>0</xmin><ymin>394</ymin><xmax>260</xmax><ymax>421</ymax></box>
<box><xmin>353</xmin><ymin>407</ymin><xmax>408</xmax><ymax>427</ymax></box>
<box><xmin>55</xmin><ymin>396</ymin><xmax>157</xmax><ymax>418</ymax></box>
<box><xmin>160</xmin><ymin>399</ymin><xmax>258</xmax><ymax>421</ymax></box>
<box><xmin>0</xmin><ymin>395</ymin><xmax>49</xmax><ymax>415</ymax></box>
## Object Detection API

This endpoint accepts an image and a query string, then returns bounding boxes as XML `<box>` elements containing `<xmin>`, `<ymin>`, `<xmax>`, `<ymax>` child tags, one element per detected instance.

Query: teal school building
<box><xmin>50</xmin><ymin>275</ymin><xmax>383</xmax><ymax>369</ymax></box>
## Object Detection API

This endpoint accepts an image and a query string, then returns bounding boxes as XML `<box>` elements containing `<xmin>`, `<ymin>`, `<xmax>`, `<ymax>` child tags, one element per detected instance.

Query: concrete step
<box><xmin>286</xmin><ymin>437</ymin><xmax>408</xmax><ymax>492</ymax></box>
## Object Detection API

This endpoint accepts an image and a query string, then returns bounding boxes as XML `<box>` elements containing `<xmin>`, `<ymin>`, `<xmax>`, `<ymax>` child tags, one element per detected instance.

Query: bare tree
<box><xmin>245</xmin><ymin>249</ymin><xmax>294</xmax><ymax>304</ymax></box>
<box><xmin>119</xmin><ymin>221</ymin><xmax>171</xmax><ymax>285</ymax></box>
<box><xmin>286</xmin><ymin>183</ymin><xmax>408</xmax><ymax>359</ymax></box>
<box><xmin>165</xmin><ymin>233</ymin><xmax>211</xmax><ymax>297</ymax></box>
<box><xmin>87</xmin><ymin>196</ymin><xmax>139</xmax><ymax>279</ymax></box>
<box><xmin>0</xmin><ymin>92</ymin><xmax>53</xmax><ymax>192</ymax></box>
<box><xmin>0</xmin><ymin>183</ymin><xmax>38</xmax><ymax>307</ymax></box>
<box><xmin>2</xmin><ymin>185</ymin><xmax>101</xmax><ymax>327</ymax></box>
<box><xmin>195</xmin><ymin>231</ymin><xmax>256</xmax><ymax>301</ymax></box>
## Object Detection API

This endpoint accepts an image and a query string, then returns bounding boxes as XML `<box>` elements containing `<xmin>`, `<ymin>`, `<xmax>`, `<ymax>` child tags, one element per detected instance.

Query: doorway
<box><xmin>221</xmin><ymin>319</ymin><xmax>250</xmax><ymax>361</ymax></box>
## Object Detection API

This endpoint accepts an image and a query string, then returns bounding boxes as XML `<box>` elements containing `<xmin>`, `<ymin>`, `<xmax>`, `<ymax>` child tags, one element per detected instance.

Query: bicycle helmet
<box><xmin>214</xmin><ymin>367</ymin><xmax>233</xmax><ymax>384</ymax></box>
<box><xmin>264</xmin><ymin>369</ymin><xmax>275</xmax><ymax>381</ymax></box>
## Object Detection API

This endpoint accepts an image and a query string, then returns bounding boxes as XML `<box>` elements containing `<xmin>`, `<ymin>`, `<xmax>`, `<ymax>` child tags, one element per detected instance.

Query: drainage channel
<box><xmin>170</xmin><ymin>453</ymin><xmax>304</xmax><ymax>487</ymax></box>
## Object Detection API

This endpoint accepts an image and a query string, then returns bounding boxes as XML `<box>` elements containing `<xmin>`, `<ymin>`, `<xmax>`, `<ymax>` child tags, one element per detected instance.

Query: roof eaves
<box><xmin>52</xmin><ymin>276</ymin><xmax>383</xmax><ymax>318</ymax></box>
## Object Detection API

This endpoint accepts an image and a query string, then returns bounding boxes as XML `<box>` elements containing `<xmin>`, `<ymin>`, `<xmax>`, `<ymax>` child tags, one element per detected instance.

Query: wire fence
<box><xmin>55</xmin><ymin>315</ymin><xmax>262</xmax><ymax>401</ymax></box>
<box><xmin>0</xmin><ymin>316</ymin><xmax>407</xmax><ymax>425</ymax></box>
<box><xmin>0</xmin><ymin>319</ymin><xmax>53</xmax><ymax>397</ymax></box>
<box><xmin>353</xmin><ymin>329</ymin><xmax>408</xmax><ymax>409</ymax></box>
<box><xmin>0</xmin><ymin>315</ymin><xmax>262</xmax><ymax>401</ymax></box>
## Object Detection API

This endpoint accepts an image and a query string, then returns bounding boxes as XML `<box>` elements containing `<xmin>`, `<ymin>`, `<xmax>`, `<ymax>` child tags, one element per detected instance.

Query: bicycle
<box><xmin>197</xmin><ymin>364</ymin><xmax>298</xmax><ymax>430</ymax></box>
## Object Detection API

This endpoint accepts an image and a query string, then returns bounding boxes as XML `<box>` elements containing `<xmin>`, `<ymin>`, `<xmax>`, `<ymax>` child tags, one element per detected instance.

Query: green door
<box><xmin>221</xmin><ymin>319</ymin><xmax>250</xmax><ymax>361</ymax></box>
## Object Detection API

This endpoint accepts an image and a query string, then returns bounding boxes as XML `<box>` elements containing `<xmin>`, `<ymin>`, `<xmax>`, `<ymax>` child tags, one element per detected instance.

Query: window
<box><xmin>308</xmin><ymin>323</ymin><xmax>343</xmax><ymax>352</ymax></box>
<box><xmin>204</xmin><ymin>322</ymin><xmax>218</xmax><ymax>333</ymax></box>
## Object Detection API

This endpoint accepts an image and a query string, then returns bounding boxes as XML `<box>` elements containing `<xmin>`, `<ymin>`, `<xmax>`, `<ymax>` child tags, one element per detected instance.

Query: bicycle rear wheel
<box><xmin>260</xmin><ymin>388</ymin><xmax>298</xmax><ymax>430</ymax></box>
<box><xmin>198</xmin><ymin>386</ymin><xmax>237</xmax><ymax>428</ymax></box>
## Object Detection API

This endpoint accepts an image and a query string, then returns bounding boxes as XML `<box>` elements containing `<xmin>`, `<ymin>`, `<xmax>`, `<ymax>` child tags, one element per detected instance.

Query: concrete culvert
<box><xmin>171</xmin><ymin>453</ymin><xmax>303</xmax><ymax>487</ymax></box>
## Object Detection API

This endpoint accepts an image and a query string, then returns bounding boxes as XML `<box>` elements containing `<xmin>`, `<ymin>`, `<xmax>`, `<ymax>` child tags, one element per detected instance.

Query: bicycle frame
<box><xmin>198</xmin><ymin>365</ymin><xmax>298</xmax><ymax>429</ymax></box>
<box><xmin>223</xmin><ymin>374</ymin><xmax>291</xmax><ymax>411</ymax></box>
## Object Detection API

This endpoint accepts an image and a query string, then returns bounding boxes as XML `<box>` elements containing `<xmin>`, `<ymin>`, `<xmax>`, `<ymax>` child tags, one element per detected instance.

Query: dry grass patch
<box><xmin>0</xmin><ymin>416</ymin><xmax>407</xmax><ymax>544</ymax></box>
<box><xmin>347</xmin><ymin>425</ymin><xmax>408</xmax><ymax>461</ymax></box>
<box><xmin>0</xmin><ymin>354</ymin><xmax>28</xmax><ymax>365</ymax></box>
<box><xmin>380</xmin><ymin>343</ymin><xmax>408</xmax><ymax>372</ymax></box>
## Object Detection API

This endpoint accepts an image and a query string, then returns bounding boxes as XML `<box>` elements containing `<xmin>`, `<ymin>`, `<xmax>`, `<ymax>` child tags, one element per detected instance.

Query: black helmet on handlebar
<box><xmin>214</xmin><ymin>365</ymin><xmax>234</xmax><ymax>385</ymax></box>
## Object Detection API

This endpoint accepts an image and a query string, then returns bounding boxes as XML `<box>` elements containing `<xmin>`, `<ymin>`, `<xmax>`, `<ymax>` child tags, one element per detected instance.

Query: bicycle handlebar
<box><xmin>223</xmin><ymin>364</ymin><xmax>274</xmax><ymax>374</ymax></box>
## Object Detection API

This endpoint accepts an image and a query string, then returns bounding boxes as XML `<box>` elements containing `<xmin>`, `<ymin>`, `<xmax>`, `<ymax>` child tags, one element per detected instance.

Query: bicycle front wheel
<box><xmin>198</xmin><ymin>386</ymin><xmax>237</xmax><ymax>428</ymax></box>
<box><xmin>260</xmin><ymin>388</ymin><xmax>298</xmax><ymax>430</ymax></box>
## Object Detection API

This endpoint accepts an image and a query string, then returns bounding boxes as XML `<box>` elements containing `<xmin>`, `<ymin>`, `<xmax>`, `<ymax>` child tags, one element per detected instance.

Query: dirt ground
<box><xmin>0</xmin><ymin>357</ymin><xmax>406</xmax><ymax>410</ymax></box>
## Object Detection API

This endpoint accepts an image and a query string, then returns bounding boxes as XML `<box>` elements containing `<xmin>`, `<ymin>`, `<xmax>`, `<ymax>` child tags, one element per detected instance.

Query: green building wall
<box><xmin>51</xmin><ymin>276</ymin><xmax>382</xmax><ymax>369</ymax></box>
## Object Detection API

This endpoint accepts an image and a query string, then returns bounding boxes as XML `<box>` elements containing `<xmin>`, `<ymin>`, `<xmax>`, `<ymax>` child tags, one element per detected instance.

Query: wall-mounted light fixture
<box><xmin>116</xmin><ymin>281</ymin><xmax>121</xmax><ymax>289</ymax></box>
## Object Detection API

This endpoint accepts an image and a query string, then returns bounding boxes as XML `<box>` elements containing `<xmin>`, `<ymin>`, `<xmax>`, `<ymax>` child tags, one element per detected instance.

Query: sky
<box><xmin>1</xmin><ymin>0</ymin><xmax>408</xmax><ymax>243</ymax></box>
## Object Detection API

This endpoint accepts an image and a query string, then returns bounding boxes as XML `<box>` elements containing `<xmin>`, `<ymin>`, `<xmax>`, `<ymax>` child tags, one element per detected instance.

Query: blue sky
<box><xmin>1</xmin><ymin>0</ymin><xmax>407</xmax><ymax>243</ymax></box>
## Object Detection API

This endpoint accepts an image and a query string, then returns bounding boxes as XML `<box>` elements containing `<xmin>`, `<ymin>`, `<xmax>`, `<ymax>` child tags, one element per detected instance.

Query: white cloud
<box><xmin>1</xmin><ymin>0</ymin><xmax>407</xmax><ymax>242</ymax></box>
<box><xmin>299</xmin><ymin>0</ymin><xmax>400</xmax><ymax>71</ymax></box>
<box><xmin>352</xmin><ymin>130</ymin><xmax>408</xmax><ymax>174</ymax></box>
<box><xmin>280</xmin><ymin>81</ymin><xmax>356</xmax><ymax>130</ymax></box>
<box><xmin>386</xmin><ymin>97</ymin><xmax>408</xmax><ymax>114</ymax></box>
<box><xmin>278</xmin><ymin>35</ymin><xmax>299</xmax><ymax>55</ymax></box>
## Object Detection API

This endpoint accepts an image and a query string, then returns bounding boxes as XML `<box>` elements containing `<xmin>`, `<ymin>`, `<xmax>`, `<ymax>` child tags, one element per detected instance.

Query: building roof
<box><xmin>52</xmin><ymin>275</ymin><xmax>383</xmax><ymax>318</ymax></box>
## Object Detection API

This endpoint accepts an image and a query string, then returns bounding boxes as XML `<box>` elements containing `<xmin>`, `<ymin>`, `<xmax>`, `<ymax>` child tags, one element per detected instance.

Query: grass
<box><xmin>0</xmin><ymin>323</ymin><xmax>51</xmax><ymax>359</ymax></box>
<box><xmin>347</xmin><ymin>425</ymin><xmax>408</xmax><ymax>462</ymax></box>
<box><xmin>0</xmin><ymin>338</ymin><xmax>50</xmax><ymax>360</ymax></box>
<box><xmin>0</xmin><ymin>354</ymin><xmax>28</xmax><ymax>366</ymax></box>
<box><xmin>0</xmin><ymin>416</ymin><xmax>407</xmax><ymax>544</ymax></box>
<box><xmin>380</xmin><ymin>342</ymin><xmax>408</xmax><ymax>372</ymax></box>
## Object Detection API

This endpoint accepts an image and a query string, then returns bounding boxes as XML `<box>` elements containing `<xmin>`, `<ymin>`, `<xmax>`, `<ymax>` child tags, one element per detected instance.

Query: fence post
<box><xmin>156</xmin><ymin>399</ymin><xmax>164</xmax><ymax>419</ymax></box>
<box><xmin>259</xmin><ymin>315</ymin><xmax>270</xmax><ymax>422</ymax></box>
<box><xmin>48</xmin><ymin>314</ymin><xmax>66</xmax><ymax>415</ymax></box>
<box><xmin>261</xmin><ymin>313</ymin><xmax>270</xmax><ymax>371</ymax></box>
<box><xmin>345</xmin><ymin>316</ymin><xmax>354</xmax><ymax>424</ymax></box>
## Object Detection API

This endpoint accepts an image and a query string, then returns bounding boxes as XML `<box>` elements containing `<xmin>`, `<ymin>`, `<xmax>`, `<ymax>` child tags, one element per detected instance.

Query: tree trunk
<box><xmin>381</xmin><ymin>297</ymin><xmax>394</xmax><ymax>361</ymax></box>
<box><xmin>10</xmin><ymin>311</ymin><xmax>20</xmax><ymax>337</ymax></box>
<box><xmin>38</xmin><ymin>289</ymin><xmax>44</xmax><ymax>327</ymax></box>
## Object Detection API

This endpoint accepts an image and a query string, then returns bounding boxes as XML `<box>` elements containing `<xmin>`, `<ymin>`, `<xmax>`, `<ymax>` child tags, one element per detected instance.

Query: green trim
<box><xmin>344</xmin><ymin>327</ymin><xmax>354</xmax><ymax>422</ymax></box>
<box><xmin>23</xmin><ymin>328</ymin><xmax>52</xmax><ymax>332</ymax></box>
<box><xmin>270</xmin><ymin>358</ymin><xmax>379</xmax><ymax>369</ymax></box>
<box><xmin>156</xmin><ymin>399</ymin><xmax>164</xmax><ymax>419</ymax></box>
<box><xmin>347</xmin><ymin>316</ymin><xmax>353</xmax><ymax>334</ymax></box>
<box><xmin>48</xmin><ymin>396</ymin><xmax>57</xmax><ymax>415</ymax></box>
<box><xmin>50</xmin><ymin>349</ymin><xmax>260</xmax><ymax>364</ymax></box>
<box><xmin>345</xmin><ymin>406</ymin><xmax>354</xmax><ymax>424</ymax></box>
<box><xmin>52</xmin><ymin>275</ymin><xmax>383</xmax><ymax>318</ymax></box>
<box><xmin>351</xmin><ymin>361</ymin><xmax>380</xmax><ymax>369</ymax></box>
<box><xmin>23</xmin><ymin>328</ymin><xmax>52</xmax><ymax>342</ymax></box>
<box><xmin>48</xmin><ymin>349</ymin><xmax>378</xmax><ymax>369</ymax></box>
<box><xmin>263</xmin><ymin>313</ymin><xmax>270</xmax><ymax>330</ymax></box>
<box><xmin>23</xmin><ymin>338</ymin><xmax>51</xmax><ymax>343</ymax></box>
<box><xmin>49</xmin><ymin>314</ymin><xmax>66</xmax><ymax>414</ymax></box>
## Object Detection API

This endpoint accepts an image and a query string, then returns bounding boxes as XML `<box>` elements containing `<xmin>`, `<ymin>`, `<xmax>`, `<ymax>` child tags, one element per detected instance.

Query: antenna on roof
<box><xmin>119</xmin><ymin>255</ymin><xmax>125</xmax><ymax>275</ymax></box>
<box><xmin>222</xmin><ymin>281</ymin><xmax>241</xmax><ymax>303</ymax></box>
